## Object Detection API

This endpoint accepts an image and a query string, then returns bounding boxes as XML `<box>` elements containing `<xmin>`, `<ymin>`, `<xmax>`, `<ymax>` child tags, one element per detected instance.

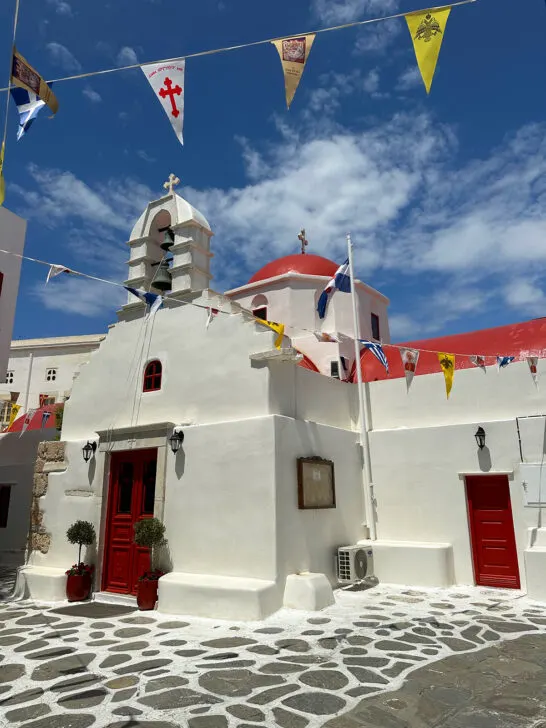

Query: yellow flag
<box><xmin>256</xmin><ymin>318</ymin><xmax>285</xmax><ymax>350</ymax></box>
<box><xmin>405</xmin><ymin>8</ymin><xmax>451</xmax><ymax>93</ymax></box>
<box><xmin>7</xmin><ymin>403</ymin><xmax>21</xmax><ymax>430</ymax></box>
<box><xmin>0</xmin><ymin>142</ymin><xmax>5</xmax><ymax>207</ymax></box>
<box><xmin>11</xmin><ymin>48</ymin><xmax>59</xmax><ymax>115</ymax></box>
<box><xmin>438</xmin><ymin>353</ymin><xmax>455</xmax><ymax>399</ymax></box>
<box><xmin>272</xmin><ymin>34</ymin><xmax>315</xmax><ymax>109</ymax></box>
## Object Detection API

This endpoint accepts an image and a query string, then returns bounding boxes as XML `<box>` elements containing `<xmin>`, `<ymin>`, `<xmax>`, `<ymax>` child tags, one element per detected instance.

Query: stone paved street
<box><xmin>1</xmin><ymin>582</ymin><xmax>546</xmax><ymax>727</ymax></box>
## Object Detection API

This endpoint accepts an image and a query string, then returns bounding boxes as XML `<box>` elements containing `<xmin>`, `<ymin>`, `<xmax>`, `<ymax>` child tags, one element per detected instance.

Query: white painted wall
<box><xmin>226</xmin><ymin>276</ymin><xmax>390</xmax><ymax>377</ymax></box>
<box><xmin>0</xmin><ymin>207</ymin><xmax>26</xmax><ymax>385</ymax></box>
<box><xmin>0</xmin><ymin>429</ymin><xmax>56</xmax><ymax>566</ymax></box>
<box><xmin>0</xmin><ymin>335</ymin><xmax>105</xmax><ymax>419</ymax></box>
<box><xmin>365</xmin><ymin>359</ymin><xmax>546</xmax><ymax>591</ymax></box>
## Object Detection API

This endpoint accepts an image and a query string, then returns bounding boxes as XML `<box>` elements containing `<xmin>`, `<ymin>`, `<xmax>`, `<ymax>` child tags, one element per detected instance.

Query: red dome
<box><xmin>248</xmin><ymin>254</ymin><xmax>338</xmax><ymax>284</ymax></box>
<box><xmin>7</xmin><ymin>404</ymin><xmax>60</xmax><ymax>433</ymax></box>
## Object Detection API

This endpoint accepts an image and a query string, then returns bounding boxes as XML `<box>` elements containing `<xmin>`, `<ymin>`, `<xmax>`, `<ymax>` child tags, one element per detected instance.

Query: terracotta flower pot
<box><xmin>66</xmin><ymin>572</ymin><xmax>92</xmax><ymax>602</ymax></box>
<box><xmin>137</xmin><ymin>578</ymin><xmax>159</xmax><ymax>610</ymax></box>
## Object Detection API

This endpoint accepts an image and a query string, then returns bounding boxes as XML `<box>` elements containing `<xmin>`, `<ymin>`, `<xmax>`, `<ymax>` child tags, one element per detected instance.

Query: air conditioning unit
<box><xmin>336</xmin><ymin>545</ymin><xmax>374</xmax><ymax>583</ymax></box>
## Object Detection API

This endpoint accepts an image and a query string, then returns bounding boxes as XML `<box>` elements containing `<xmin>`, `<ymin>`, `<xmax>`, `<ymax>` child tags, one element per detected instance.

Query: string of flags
<box><xmin>0</xmin><ymin>242</ymin><xmax>541</xmax><ymax>409</ymax></box>
<box><xmin>0</xmin><ymin>0</ymin><xmax>473</xmax><ymax>200</ymax></box>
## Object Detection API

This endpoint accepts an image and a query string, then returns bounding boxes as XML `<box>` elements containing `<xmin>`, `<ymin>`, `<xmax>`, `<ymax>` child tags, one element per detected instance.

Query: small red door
<box><xmin>103</xmin><ymin>449</ymin><xmax>157</xmax><ymax>595</ymax></box>
<box><xmin>466</xmin><ymin>475</ymin><xmax>520</xmax><ymax>589</ymax></box>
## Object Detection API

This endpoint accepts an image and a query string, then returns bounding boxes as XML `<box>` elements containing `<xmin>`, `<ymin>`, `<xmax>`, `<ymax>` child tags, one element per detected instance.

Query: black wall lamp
<box><xmin>82</xmin><ymin>441</ymin><xmax>97</xmax><ymax>463</ymax></box>
<box><xmin>474</xmin><ymin>426</ymin><xmax>486</xmax><ymax>450</ymax></box>
<box><xmin>169</xmin><ymin>428</ymin><xmax>184</xmax><ymax>454</ymax></box>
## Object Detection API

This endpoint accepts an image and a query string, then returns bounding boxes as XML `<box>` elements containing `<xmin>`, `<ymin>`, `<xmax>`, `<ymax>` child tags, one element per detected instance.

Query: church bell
<box><xmin>152</xmin><ymin>260</ymin><xmax>172</xmax><ymax>291</ymax></box>
<box><xmin>159</xmin><ymin>226</ymin><xmax>175</xmax><ymax>251</ymax></box>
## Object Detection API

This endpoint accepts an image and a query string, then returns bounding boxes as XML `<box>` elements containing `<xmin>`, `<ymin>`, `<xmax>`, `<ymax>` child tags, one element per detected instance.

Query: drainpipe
<box><xmin>23</xmin><ymin>352</ymin><xmax>33</xmax><ymax>414</ymax></box>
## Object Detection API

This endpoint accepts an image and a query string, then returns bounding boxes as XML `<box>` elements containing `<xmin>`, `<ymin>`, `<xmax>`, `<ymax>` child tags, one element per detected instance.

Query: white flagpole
<box><xmin>347</xmin><ymin>233</ymin><xmax>376</xmax><ymax>541</ymax></box>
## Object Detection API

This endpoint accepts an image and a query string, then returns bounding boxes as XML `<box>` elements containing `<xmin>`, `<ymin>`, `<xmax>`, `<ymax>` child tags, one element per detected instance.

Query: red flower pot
<box><xmin>66</xmin><ymin>572</ymin><xmax>92</xmax><ymax>602</ymax></box>
<box><xmin>137</xmin><ymin>578</ymin><xmax>159</xmax><ymax>610</ymax></box>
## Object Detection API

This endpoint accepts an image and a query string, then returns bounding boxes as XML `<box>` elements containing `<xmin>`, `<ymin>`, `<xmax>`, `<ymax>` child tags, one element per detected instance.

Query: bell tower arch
<box><xmin>120</xmin><ymin>174</ymin><xmax>214</xmax><ymax>318</ymax></box>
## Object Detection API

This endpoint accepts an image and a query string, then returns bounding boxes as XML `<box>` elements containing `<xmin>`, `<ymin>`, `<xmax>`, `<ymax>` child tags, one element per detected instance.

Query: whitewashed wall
<box><xmin>0</xmin><ymin>429</ymin><xmax>56</xmax><ymax>566</ymax></box>
<box><xmin>0</xmin><ymin>207</ymin><xmax>26</xmax><ymax>385</ymax></box>
<box><xmin>0</xmin><ymin>336</ymin><xmax>104</xmax><ymax>416</ymax></box>
<box><xmin>366</xmin><ymin>358</ymin><xmax>546</xmax><ymax>590</ymax></box>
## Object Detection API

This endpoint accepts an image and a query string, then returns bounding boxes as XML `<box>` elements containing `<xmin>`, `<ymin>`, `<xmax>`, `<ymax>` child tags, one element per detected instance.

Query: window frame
<box><xmin>5</xmin><ymin>370</ymin><xmax>13</xmax><ymax>384</ymax></box>
<box><xmin>252</xmin><ymin>306</ymin><xmax>268</xmax><ymax>321</ymax></box>
<box><xmin>143</xmin><ymin>360</ymin><xmax>162</xmax><ymax>393</ymax></box>
<box><xmin>46</xmin><ymin>368</ymin><xmax>57</xmax><ymax>382</ymax></box>
<box><xmin>371</xmin><ymin>313</ymin><xmax>380</xmax><ymax>341</ymax></box>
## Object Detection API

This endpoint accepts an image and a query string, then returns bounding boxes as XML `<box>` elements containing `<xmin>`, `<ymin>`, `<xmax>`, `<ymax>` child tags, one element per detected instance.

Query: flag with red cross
<box><xmin>141</xmin><ymin>60</ymin><xmax>185</xmax><ymax>145</ymax></box>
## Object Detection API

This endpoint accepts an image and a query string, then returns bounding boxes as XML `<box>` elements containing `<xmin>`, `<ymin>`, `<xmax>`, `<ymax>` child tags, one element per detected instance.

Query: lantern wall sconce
<box><xmin>82</xmin><ymin>441</ymin><xmax>97</xmax><ymax>463</ymax></box>
<box><xmin>169</xmin><ymin>427</ymin><xmax>185</xmax><ymax>454</ymax></box>
<box><xmin>474</xmin><ymin>426</ymin><xmax>486</xmax><ymax>450</ymax></box>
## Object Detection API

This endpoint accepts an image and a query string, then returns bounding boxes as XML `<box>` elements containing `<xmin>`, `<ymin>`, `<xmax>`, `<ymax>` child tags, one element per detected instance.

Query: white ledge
<box><xmin>250</xmin><ymin>348</ymin><xmax>304</xmax><ymax>364</ymax></box>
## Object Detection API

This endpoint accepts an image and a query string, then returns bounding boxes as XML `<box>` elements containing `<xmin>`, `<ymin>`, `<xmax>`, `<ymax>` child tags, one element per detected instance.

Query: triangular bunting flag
<box><xmin>11</xmin><ymin>48</ymin><xmax>59</xmax><ymax>115</ymax></box>
<box><xmin>11</xmin><ymin>83</ymin><xmax>53</xmax><ymax>140</ymax></box>
<box><xmin>272</xmin><ymin>34</ymin><xmax>315</xmax><ymax>109</ymax></box>
<box><xmin>41</xmin><ymin>410</ymin><xmax>52</xmax><ymax>428</ymax></box>
<box><xmin>360</xmin><ymin>340</ymin><xmax>389</xmax><ymax>375</ymax></box>
<box><xmin>400</xmin><ymin>347</ymin><xmax>419</xmax><ymax>391</ymax></box>
<box><xmin>125</xmin><ymin>286</ymin><xmax>163</xmax><ymax>316</ymax></box>
<box><xmin>20</xmin><ymin>408</ymin><xmax>36</xmax><ymax>437</ymax></box>
<box><xmin>206</xmin><ymin>307</ymin><xmax>219</xmax><ymax>329</ymax></box>
<box><xmin>405</xmin><ymin>7</ymin><xmax>451</xmax><ymax>93</ymax></box>
<box><xmin>438</xmin><ymin>352</ymin><xmax>455</xmax><ymax>398</ymax></box>
<box><xmin>470</xmin><ymin>355</ymin><xmax>486</xmax><ymax>372</ymax></box>
<box><xmin>46</xmin><ymin>264</ymin><xmax>70</xmax><ymax>283</ymax></box>
<box><xmin>497</xmin><ymin>356</ymin><xmax>515</xmax><ymax>370</ymax></box>
<box><xmin>0</xmin><ymin>142</ymin><xmax>5</xmax><ymax>207</ymax></box>
<box><xmin>256</xmin><ymin>318</ymin><xmax>285</xmax><ymax>349</ymax></box>
<box><xmin>7</xmin><ymin>403</ymin><xmax>20</xmax><ymax>430</ymax></box>
<box><xmin>527</xmin><ymin>356</ymin><xmax>539</xmax><ymax>386</ymax></box>
<box><xmin>141</xmin><ymin>60</ymin><xmax>185</xmax><ymax>144</ymax></box>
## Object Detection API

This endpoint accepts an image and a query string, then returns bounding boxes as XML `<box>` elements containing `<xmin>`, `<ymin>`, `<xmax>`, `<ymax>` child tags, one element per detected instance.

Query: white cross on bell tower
<box><xmin>163</xmin><ymin>173</ymin><xmax>180</xmax><ymax>195</ymax></box>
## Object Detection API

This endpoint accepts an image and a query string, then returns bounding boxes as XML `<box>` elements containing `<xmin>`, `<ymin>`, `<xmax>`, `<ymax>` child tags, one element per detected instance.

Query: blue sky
<box><xmin>1</xmin><ymin>0</ymin><xmax>545</xmax><ymax>341</ymax></box>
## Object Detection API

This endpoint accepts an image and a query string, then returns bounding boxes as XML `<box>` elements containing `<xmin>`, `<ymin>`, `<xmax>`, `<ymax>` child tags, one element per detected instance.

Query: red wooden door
<box><xmin>103</xmin><ymin>449</ymin><xmax>157</xmax><ymax>595</ymax></box>
<box><xmin>466</xmin><ymin>475</ymin><xmax>520</xmax><ymax>589</ymax></box>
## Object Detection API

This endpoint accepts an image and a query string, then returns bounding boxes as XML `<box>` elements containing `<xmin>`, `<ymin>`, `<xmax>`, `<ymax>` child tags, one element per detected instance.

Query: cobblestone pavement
<box><xmin>0</xmin><ymin>583</ymin><xmax>545</xmax><ymax>727</ymax></box>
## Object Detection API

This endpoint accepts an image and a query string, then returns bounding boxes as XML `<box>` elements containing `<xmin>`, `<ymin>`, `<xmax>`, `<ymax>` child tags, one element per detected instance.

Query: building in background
<box><xmin>0</xmin><ymin>207</ymin><xmax>26</xmax><ymax>416</ymax></box>
<box><xmin>0</xmin><ymin>334</ymin><xmax>106</xmax><ymax>430</ymax></box>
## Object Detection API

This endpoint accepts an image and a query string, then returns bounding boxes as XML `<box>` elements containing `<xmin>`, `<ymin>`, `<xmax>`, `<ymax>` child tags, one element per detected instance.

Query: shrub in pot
<box><xmin>65</xmin><ymin>520</ymin><xmax>96</xmax><ymax>602</ymax></box>
<box><xmin>133</xmin><ymin>517</ymin><xmax>166</xmax><ymax>610</ymax></box>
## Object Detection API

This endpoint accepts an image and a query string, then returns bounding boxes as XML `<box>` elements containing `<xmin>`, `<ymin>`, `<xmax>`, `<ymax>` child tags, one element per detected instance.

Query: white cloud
<box><xmin>136</xmin><ymin>149</ymin><xmax>156</xmax><ymax>163</ymax></box>
<box><xmin>82</xmin><ymin>86</ymin><xmax>102</xmax><ymax>103</ymax></box>
<box><xmin>46</xmin><ymin>42</ymin><xmax>81</xmax><ymax>72</ymax></box>
<box><xmin>47</xmin><ymin>0</ymin><xmax>72</xmax><ymax>15</ymax></box>
<box><xmin>362</xmin><ymin>69</ymin><xmax>380</xmax><ymax>94</ymax></box>
<box><xmin>17</xmin><ymin>116</ymin><xmax>546</xmax><ymax>331</ymax></box>
<box><xmin>116</xmin><ymin>47</ymin><xmax>139</xmax><ymax>67</ymax></box>
<box><xmin>396</xmin><ymin>66</ymin><xmax>422</xmax><ymax>91</ymax></box>
<box><xmin>311</xmin><ymin>0</ymin><xmax>398</xmax><ymax>25</ymax></box>
<box><xmin>35</xmin><ymin>276</ymin><xmax>126</xmax><ymax>317</ymax></box>
<box><xmin>353</xmin><ymin>16</ymin><xmax>402</xmax><ymax>54</ymax></box>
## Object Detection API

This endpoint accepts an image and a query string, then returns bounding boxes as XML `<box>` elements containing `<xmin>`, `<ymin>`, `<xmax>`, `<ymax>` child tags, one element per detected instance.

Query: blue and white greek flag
<box><xmin>10</xmin><ymin>85</ymin><xmax>52</xmax><ymax>141</ymax></box>
<box><xmin>497</xmin><ymin>355</ymin><xmax>515</xmax><ymax>369</ymax></box>
<box><xmin>317</xmin><ymin>259</ymin><xmax>351</xmax><ymax>319</ymax></box>
<box><xmin>360</xmin><ymin>339</ymin><xmax>389</xmax><ymax>375</ymax></box>
<box><xmin>125</xmin><ymin>286</ymin><xmax>163</xmax><ymax>315</ymax></box>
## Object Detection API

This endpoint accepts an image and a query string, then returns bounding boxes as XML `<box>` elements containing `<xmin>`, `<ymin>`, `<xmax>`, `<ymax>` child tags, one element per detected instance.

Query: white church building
<box><xmin>18</xmin><ymin>180</ymin><xmax>546</xmax><ymax>619</ymax></box>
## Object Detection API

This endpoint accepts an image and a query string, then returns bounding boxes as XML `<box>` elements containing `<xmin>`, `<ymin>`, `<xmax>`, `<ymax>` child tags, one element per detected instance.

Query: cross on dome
<box><xmin>298</xmin><ymin>228</ymin><xmax>308</xmax><ymax>255</ymax></box>
<box><xmin>163</xmin><ymin>173</ymin><xmax>180</xmax><ymax>195</ymax></box>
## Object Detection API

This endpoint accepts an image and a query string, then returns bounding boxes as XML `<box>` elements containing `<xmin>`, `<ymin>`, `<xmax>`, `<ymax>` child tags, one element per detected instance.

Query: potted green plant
<box><xmin>65</xmin><ymin>520</ymin><xmax>96</xmax><ymax>602</ymax></box>
<box><xmin>133</xmin><ymin>517</ymin><xmax>166</xmax><ymax>610</ymax></box>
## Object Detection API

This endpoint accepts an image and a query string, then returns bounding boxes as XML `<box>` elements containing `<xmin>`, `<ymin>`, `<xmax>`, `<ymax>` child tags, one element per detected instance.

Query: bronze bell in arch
<box><xmin>159</xmin><ymin>226</ymin><xmax>175</xmax><ymax>252</ymax></box>
<box><xmin>152</xmin><ymin>259</ymin><xmax>172</xmax><ymax>291</ymax></box>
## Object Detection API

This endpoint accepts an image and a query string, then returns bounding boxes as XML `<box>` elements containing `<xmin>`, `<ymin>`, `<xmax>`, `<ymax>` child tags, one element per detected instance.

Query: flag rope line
<box><xmin>0</xmin><ymin>242</ymin><xmax>540</xmax><ymax>362</ymax></box>
<box><xmin>1</xmin><ymin>0</ymin><xmax>21</xmax><ymax>156</ymax></box>
<box><xmin>0</xmin><ymin>0</ymin><xmax>477</xmax><ymax>92</ymax></box>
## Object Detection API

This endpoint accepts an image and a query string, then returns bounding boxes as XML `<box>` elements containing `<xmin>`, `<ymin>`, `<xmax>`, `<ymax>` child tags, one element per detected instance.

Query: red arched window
<box><xmin>143</xmin><ymin>360</ymin><xmax>162</xmax><ymax>392</ymax></box>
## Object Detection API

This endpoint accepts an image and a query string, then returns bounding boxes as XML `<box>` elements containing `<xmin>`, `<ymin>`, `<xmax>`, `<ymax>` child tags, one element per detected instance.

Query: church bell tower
<box><xmin>120</xmin><ymin>174</ymin><xmax>213</xmax><ymax>317</ymax></box>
